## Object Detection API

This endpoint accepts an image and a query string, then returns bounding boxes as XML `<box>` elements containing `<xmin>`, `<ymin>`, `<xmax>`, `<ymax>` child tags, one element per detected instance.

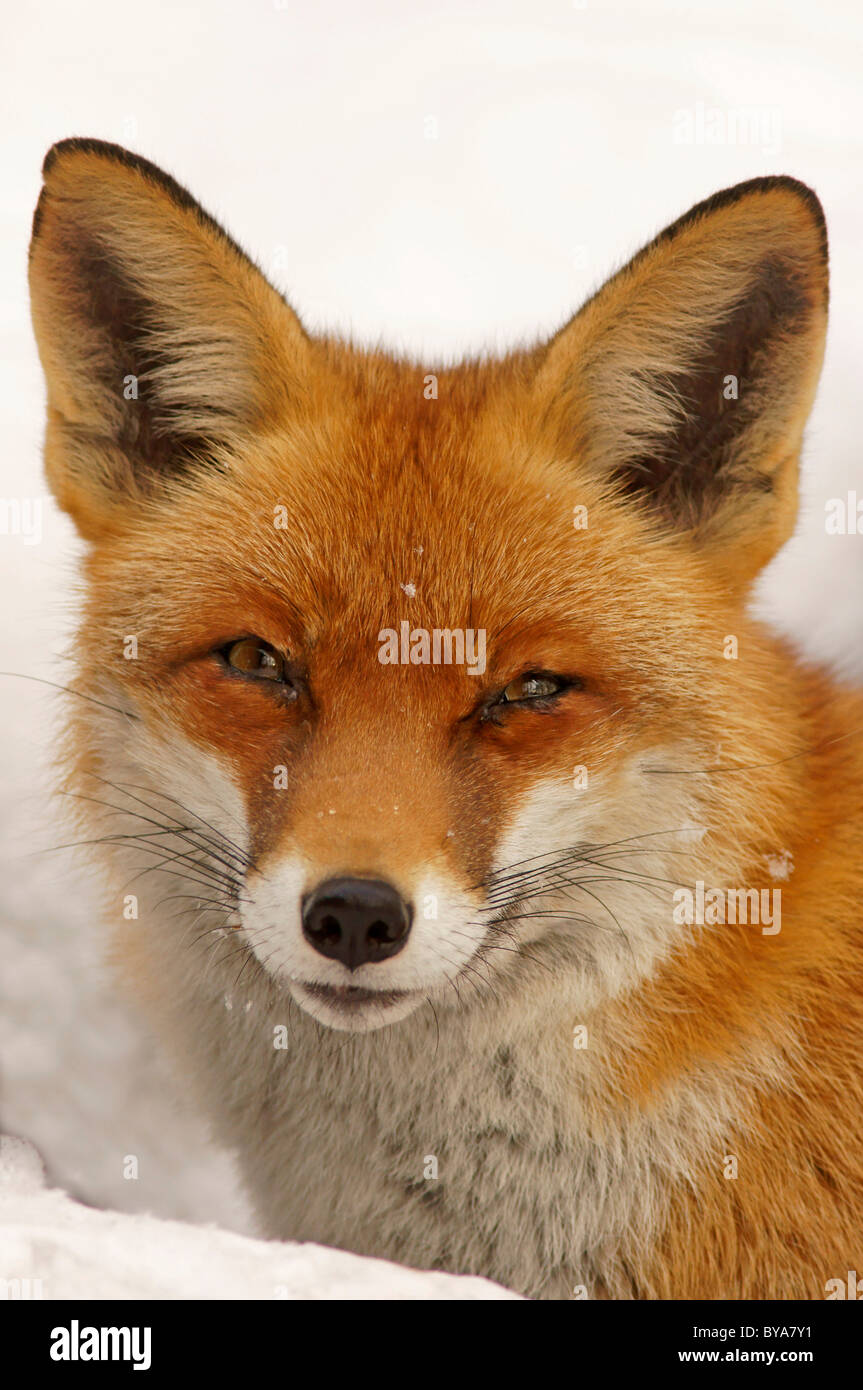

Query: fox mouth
<box><xmin>300</xmin><ymin>980</ymin><xmax>412</xmax><ymax>1008</ymax></box>
<box><xmin>289</xmin><ymin>978</ymin><xmax>424</xmax><ymax>1032</ymax></box>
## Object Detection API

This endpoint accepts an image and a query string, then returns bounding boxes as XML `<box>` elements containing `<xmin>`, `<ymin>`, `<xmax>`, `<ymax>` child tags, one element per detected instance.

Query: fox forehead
<box><xmin>82</xmin><ymin>375</ymin><xmax>703</xmax><ymax>676</ymax></box>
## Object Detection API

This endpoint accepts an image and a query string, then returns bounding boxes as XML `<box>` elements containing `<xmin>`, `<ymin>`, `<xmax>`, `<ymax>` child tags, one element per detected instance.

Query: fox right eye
<box><xmin>220</xmin><ymin>637</ymin><xmax>289</xmax><ymax>684</ymax></box>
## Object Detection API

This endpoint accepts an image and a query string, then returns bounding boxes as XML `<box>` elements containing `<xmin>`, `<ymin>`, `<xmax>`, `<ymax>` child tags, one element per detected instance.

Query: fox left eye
<box><xmin>497</xmin><ymin>673</ymin><xmax>567</xmax><ymax>705</ymax></box>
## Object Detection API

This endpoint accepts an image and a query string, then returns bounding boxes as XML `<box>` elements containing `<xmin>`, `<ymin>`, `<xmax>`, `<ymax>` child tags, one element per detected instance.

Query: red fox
<box><xmin>28</xmin><ymin>138</ymin><xmax>863</xmax><ymax>1299</ymax></box>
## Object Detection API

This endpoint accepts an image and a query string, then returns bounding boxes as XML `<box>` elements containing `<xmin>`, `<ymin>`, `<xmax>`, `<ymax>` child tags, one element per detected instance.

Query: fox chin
<box><xmin>28</xmin><ymin>138</ymin><xmax>863</xmax><ymax>1299</ymax></box>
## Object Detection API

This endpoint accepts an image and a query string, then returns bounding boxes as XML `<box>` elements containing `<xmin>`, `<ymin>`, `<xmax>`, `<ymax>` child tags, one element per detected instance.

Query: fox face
<box><xmin>29</xmin><ymin>141</ymin><xmax>827</xmax><ymax>1039</ymax></box>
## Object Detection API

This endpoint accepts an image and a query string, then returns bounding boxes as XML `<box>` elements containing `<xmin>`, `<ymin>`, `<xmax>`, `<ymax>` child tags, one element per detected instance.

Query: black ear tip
<box><xmin>766</xmin><ymin>173</ymin><xmax>825</xmax><ymax>223</ymax></box>
<box><xmin>35</xmin><ymin>137</ymin><xmax>257</xmax><ymax>276</ymax></box>
<box><xmin>742</xmin><ymin>174</ymin><xmax>825</xmax><ymax>245</ymax></box>
<box><xmin>42</xmin><ymin>136</ymin><xmax>136</xmax><ymax>177</ymax></box>
<box><xmin>776</xmin><ymin>175</ymin><xmax>828</xmax><ymax>260</ymax></box>
<box><xmin>40</xmin><ymin>137</ymin><xmax>182</xmax><ymax>203</ymax></box>
<box><xmin>630</xmin><ymin>175</ymin><xmax>828</xmax><ymax>287</ymax></box>
<box><xmin>34</xmin><ymin>139</ymin><xmax>140</xmax><ymax>252</ymax></box>
<box><xmin>691</xmin><ymin>175</ymin><xmax>827</xmax><ymax>260</ymax></box>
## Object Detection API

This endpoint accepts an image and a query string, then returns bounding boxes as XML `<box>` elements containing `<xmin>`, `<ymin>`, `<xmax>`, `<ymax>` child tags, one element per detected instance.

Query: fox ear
<box><xmin>29</xmin><ymin>138</ymin><xmax>311</xmax><ymax>540</ymax></box>
<box><xmin>535</xmin><ymin>176</ymin><xmax>828</xmax><ymax>586</ymax></box>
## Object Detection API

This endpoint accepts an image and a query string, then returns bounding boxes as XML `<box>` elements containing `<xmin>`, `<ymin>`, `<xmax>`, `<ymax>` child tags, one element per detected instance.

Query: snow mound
<box><xmin>0</xmin><ymin>1137</ymin><xmax>518</xmax><ymax>1301</ymax></box>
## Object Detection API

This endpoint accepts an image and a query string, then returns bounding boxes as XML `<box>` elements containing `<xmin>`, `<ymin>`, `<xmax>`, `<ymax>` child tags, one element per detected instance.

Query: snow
<box><xmin>1</xmin><ymin>0</ymin><xmax>862</xmax><ymax>1299</ymax></box>
<box><xmin>0</xmin><ymin>1138</ymin><xmax>516</xmax><ymax>1300</ymax></box>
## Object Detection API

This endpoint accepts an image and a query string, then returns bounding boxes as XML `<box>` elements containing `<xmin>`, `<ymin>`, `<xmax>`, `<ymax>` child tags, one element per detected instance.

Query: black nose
<box><xmin>301</xmin><ymin>876</ymin><xmax>412</xmax><ymax>970</ymax></box>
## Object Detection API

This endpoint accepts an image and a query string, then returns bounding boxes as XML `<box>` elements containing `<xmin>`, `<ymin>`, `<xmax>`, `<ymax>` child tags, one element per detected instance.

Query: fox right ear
<box><xmin>29</xmin><ymin>139</ymin><xmax>311</xmax><ymax>540</ymax></box>
<box><xmin>533</xmin><ymin>176</ymin><xmax>829</xmax><ymax>589</ymax></box>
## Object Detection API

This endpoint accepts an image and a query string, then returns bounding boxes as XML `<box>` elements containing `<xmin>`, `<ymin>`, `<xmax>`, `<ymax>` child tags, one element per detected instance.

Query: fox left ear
<box><xmin>535</xmin><ymin>176</ymin><xmax>828</xmax><ymax>586</ymax></box>
<box><xmin>29</xmin><ymin>138</ymin><xmax>312</xmax><ymax>541</ymax></box>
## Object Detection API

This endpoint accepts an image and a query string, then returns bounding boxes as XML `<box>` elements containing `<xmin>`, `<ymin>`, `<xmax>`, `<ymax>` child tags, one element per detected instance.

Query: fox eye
<box><xmin>498</xmin><ymin>673</ymin><xmax>567</xmax><ymax>704</ymax></box>
<box><xmin>222</xmin><ymin>638</ymin><xmax>287</xmax><ymax>683</ymax></box>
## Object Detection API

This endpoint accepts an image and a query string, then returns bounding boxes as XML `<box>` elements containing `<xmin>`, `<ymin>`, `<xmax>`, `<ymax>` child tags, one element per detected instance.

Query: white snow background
<box><xmin>1</xmin><ymin>0</ymin><xmax>861</xmax><ymax>1298</ymax></box>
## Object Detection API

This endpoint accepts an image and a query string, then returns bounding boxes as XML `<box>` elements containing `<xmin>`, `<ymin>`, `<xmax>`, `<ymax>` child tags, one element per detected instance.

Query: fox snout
<box><xmin>301</xmin><ymin>876</ymin><xmax>413</xmax><ymax>969</ymax></box>
<box><xmin>241</xmin><ymin>840</ymin><xmax>489</xmax><ymax>1032</ymax></box>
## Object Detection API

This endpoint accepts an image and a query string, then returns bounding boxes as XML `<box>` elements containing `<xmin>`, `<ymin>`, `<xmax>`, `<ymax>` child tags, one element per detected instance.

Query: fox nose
<box><xmin>301</xmin><ymin>876</ymin><xmax>412</xmax><ymax>970</ymax></box>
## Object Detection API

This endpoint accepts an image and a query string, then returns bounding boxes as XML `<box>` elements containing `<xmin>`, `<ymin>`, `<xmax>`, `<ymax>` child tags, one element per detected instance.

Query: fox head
<box><xmin>29</xmin><ymin>140</ymin><xmax>828</xmax><ymax>1034</ymax></box>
